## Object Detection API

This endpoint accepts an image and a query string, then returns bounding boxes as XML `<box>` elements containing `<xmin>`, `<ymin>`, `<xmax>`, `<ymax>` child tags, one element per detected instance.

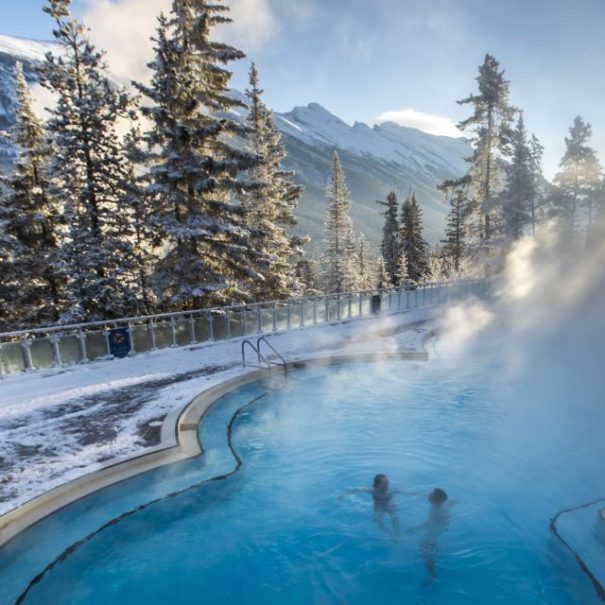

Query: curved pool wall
<box><xmin>0</xmin><ymin>350</ymin><xmax>428</xmax><ymax>605</ymax></box>
<box><xmin>3</xmin><ymin>351</ymin><xmax>605</xmax><ymax>604</ymax></box>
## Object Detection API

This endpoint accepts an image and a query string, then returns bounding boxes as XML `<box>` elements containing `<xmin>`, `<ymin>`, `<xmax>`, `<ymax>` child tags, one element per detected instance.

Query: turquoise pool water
<box><xmin>2</xmin><ymin>353</ymin><xmax>605</xmax><ymax>604</ymax></box>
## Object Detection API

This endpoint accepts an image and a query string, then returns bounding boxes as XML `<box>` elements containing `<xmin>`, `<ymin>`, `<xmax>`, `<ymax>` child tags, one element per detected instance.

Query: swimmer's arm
<box><xmin>338</xmin><ymin>488</ymin><xmax>372</xmax><ymax>500</ymax></box>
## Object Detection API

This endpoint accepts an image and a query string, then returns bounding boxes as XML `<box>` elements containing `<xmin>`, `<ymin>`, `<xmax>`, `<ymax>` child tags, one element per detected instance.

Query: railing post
<box><xmin>286</xmin><ymin>301</ymin><xmax>292</xmax><ymax>330</ymax></box>
<box><xmin>150</xmin><ymin>320</ymin><xmax>158</xmax><ymax>350</ymax></box>
<box><xmin>103</xmin><ymin>327</ymin><xmax>111</xmax><ymax>357</ymax></box>
<box><xmin>189</xmin><ymin>315</ymin><xmax>197</xmax><ymax>344</ymax></box>
<box><xmin>313</xmin><ymin>298</ymin><xmax>317</xmax><ymax>325</ymax></box>
<box><xmin>127</xmin><ymin>322</ymin><xmax>136</xmax><ymax>355</ymax></box>
<box><xmin>20</xmin><ymin>340</ymin><xmax>34</xmax><ymax>372</ymax></box>
<box><xmin>337</xmin><ymin>296</ymin><xmax>341</xmax><ymax>321</ymax></box>
<box><xmin>225</xmin><ymin>310</ymin><xmax>231</xmax><ymax>339</ymax></box>
<box><xmin>300</xmin><ymin>301</ymin><xmax>305</xmax><ymax>328</ymax></box>
<box><xmin>272</xmin><ymin>303</ymin><xmax>277</xmax><ymax>332</ymax></box>
<box><xmin>76</xmin><ymin>330</ymin><xmax>88</xmax><ymax>363</ymax></box>
<box><xmin>359</xmin><ymin>293</ymin><xmax>363</xmax><ymax>316</ymax></box>
<box><xmin>169</xmin><ymin>317</ymin><xmax>178</xmax><ymax>348</ymax></box>
<box><xmin>348</xmin><ymin>294</ymin><xmax>352</xmax><ymax>318</ymax></box>
<box><xmin>242</xmin><ymin>308</ymin><xmax>248</xmax><ymax>336</ymax></box>
<box><xmin>51</xmin><ymin>335</ymin><xmax>63</xmax><ymax>367</ymax></box>
<box><xmin>256</xmin><ymin>307</ymin><xmax>262</xmax><ymax>333</ymax></box>
<box><xmin>207</xmin><ymin>312</ymin><xmax>214</xmax><ymax>341</ymax></box>
<box><xmin>325</xmin><ymin>297</ymin><xmax>330</xmax><ymax>322</ymax></box>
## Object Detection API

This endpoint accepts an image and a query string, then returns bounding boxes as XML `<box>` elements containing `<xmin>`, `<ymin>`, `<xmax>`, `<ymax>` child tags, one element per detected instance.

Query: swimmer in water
<box><xmin>340</xmin><ymin>474</ymin><xmax>420</xmax><ymax>534</ymax></box>
<box><xmin>408</xmin><ymin>488</ymin><xmax>455</xmax><ymax>581</ymax></box>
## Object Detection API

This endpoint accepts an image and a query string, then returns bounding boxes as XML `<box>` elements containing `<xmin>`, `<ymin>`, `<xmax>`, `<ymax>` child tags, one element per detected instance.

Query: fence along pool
<box><xmin>0</xmin><ymin>280</ymin><xmax>488</xmax><ymax>377</ymax></box>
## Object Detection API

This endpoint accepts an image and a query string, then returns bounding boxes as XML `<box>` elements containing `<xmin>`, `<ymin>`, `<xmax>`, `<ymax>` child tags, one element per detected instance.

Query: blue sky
<box><xmin>3</xmin><ymin>0</ymin><xmax>605</xmax><ymax>178</ymax></box>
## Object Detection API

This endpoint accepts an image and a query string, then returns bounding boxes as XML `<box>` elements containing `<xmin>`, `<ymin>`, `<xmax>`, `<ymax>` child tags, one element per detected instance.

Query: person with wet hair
<box><xmin>409</xmin><ymin>487</ymin><xmax>455</xmax><ymax>581</ymax></box>
<box><xmin>339</xmin><ymin>474</ymin><xmax>420</xmax><ymax>535</ymax></box>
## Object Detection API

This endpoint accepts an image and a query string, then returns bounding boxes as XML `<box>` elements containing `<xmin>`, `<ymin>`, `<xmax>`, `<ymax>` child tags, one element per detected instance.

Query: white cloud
<box><xmin>82</xmin><ymin>0</ymin><xmax>171</xmax><ymax>85</ymax></box>
<box><xmin>220</xmin><ymin>0</ymin><xmax>280</xmax><ymax>52</ymax></box>
<box><xmin>80</xmin><ymin>0</ymin><xmax>279</xmax><ymax>87</ymax></box>
<box><xmin>374</xmin><ymin>108</ymin><xmax>462</xmax><ymax>138</ymax></box>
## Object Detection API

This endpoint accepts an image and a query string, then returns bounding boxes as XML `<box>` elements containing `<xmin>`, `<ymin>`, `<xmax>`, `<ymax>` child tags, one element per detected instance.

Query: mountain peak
<box><xmin>0</xmin><ymin>34</ymin><xmax>57</xmax><ymax>62</ymax></box>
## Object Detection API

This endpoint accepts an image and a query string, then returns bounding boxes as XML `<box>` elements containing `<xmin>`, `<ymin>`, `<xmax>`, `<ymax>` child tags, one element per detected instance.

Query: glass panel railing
<box><xmin>57</xmin><ymin>333</ymin><xmax>85</xmax><ymax>365</ymax></box>
<box><xmin>276</xmin><ymin>302</ymin><xmax>291</xmax><ymax>330</ymax></box>
<box><xmin>29</xmin><ymin>338</ymin><xmax>54</xmax><ymax>369</ymax></box>
<box><xmin>152</xmin><ymin>320</ymin><xmax>173</xmax><ymax>350</ymax></box>
<box><xmin>173</xmin><ymin>317</ymin><xmax>192</xmax><ymax>347</ymax></box>
<box><xmin>193</xmin><ymin>315</ymin><xmax>212</xmax><ymax>343</ymax></box>
<box><xmin>258</xmin><ymin>306</ymin><xmax>276</xmax><ymax>333</ymax></box>
<box><xmin>132</xmin><ymin>323</ymin><xmax>154</xmax><ymax>353</ymax></box>
<box><xmin>85</xmin><ymin>330</ymin><xmax>108</xmax><ymax>360</ymax></box>
<box><xmin>1</xmin><ymin>341</ymin><xmax>27</xmax><ymax>374</ymax></box>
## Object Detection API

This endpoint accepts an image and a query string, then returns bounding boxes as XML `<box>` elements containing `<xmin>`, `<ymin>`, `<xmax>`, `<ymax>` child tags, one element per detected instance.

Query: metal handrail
<box><xmin>256</xmin><ymin>337</ymin><xmax>287</xmax><ymax>374</ymax></box>
<box><xmin>241</xmin><ymin>339</ymin><xmax>273</xmax><ymax>371</ymax></box>
<box><xmin>0</xmin><ymin>278</ymin><xmax>491</xmax><ymax>377</ymax></box>
<box><xmin>0</xmin><ymin>278</ymin><xmax>485</xmax><ymax>340</ymax></box>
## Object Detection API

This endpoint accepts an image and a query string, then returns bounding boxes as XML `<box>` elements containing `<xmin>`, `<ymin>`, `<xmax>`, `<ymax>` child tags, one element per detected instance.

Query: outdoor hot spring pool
<box><xmin>2</xmin><ymin>352</ymin><xmax>605</xmax><ymax>604</ymax></box>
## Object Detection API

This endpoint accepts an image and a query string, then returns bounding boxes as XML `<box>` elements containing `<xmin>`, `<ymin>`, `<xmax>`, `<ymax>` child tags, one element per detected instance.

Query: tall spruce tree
<box><xmin>440</xmin><ymin>186</ymin><xmax>467</xmax><ymax>272</ymax></box>
<box><xmin>0</xmin><ymin>202</ymin><xmax>22</xmax><ymax>330</ymax></box>
<box><xmin>123</xmin><ymin>127</ymin><xmax>159</xmax><ymax>314</ymax></box>
<box><xmin>136</xmin><ymin>2</ymin><xmax>261</xmax><ymax>310</ymax></box>
<box><xmin>240</xmin><ymin>63</ymin><xmax>307</xmax><ymax>301</ymax></box>
<box><xmin>0</xmin><ymin>62</ymin><xmax>61</xmax><ymax>328</ymax></box>
<box><xmin>399</xmin><ymin>193</ymin><xmax>428</xmax><ymax>283</ymax></box>
<box><xmin>378</xmin><ymin>191</ymin><xmax>400</xmax><ymax>285</ymax></box>
<box><xmin>356</xmin><ymin>234</ymin><xmax>374</xmax><ymax>290</ymax></box>
<box><xmin>551</xmin><ymin>116</ymin><xmax>602</xmax><ymax>233</ymax></box>
<box><xmin>375</xmin><ymin>256</ymin><xmax>391</xmax><ymax>289</ymax></box>
<box><xmin>457</xmin><ymin>54</ymin><xmax>516</xmax><ymax>245</ymax></box>
<box><xmin>528</xmin><ymin>133</ymin><xmax>544</xmax><ymax>235</ymax></box>
<box><xmin>321</xmin><ymin>152</ymin><xmax>356</xmax><ymax>293</ymax></box>
<box><xmin>39</xmin><ymin>0</ymin><xmax>140</xmax><ymax>322</ymax></box>
<box><xmin>501</xmin><ymin>114</ymin><xmax>533</xmax><ymax>241</ymax></box>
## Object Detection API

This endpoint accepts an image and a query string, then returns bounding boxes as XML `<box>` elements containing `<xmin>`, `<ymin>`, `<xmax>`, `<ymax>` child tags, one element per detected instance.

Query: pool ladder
<box><xmin>241</xmin><ymin>336</ymin><xmax>288</xmax><ymax>374</ymax></box>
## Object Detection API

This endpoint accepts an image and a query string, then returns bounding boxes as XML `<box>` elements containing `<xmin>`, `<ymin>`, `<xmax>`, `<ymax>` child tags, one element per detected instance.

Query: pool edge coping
<box><xmin>0</xmin><ymin>343</ymin><xmax>433</xmax><ymax>549</ymax></box>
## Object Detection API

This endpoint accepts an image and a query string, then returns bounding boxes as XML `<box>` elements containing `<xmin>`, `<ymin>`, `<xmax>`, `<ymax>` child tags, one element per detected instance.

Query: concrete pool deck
<box><xmin>0</xmin><ymin>309</ymin><xmax>437</xmax><ymax>548</ymax></box>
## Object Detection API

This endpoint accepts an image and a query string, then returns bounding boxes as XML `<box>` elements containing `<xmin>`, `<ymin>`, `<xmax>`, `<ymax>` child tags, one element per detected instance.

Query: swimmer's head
<box><xmin>428</xmin><ymin>488</ymin><xmax>448</xmax><ymax>506</ymax></box>
<box><xmin>373</xmin><ymin>474</ymin><xmax>389</xmax><ymax>490</ymax></box>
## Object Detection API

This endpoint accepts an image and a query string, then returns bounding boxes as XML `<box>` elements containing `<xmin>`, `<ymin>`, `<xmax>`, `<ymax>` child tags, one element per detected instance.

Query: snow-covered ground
<box><xmin>0</xmin><ymin>309</ymin><xmax>436</xmax><ymax>517</ymax></box>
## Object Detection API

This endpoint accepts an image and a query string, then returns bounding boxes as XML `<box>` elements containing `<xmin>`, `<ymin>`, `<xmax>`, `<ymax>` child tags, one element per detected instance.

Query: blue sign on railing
<box><xmin>109</xmin><ymin>328</ymin><xmax>131</xmax><ymax>359</ymax></box>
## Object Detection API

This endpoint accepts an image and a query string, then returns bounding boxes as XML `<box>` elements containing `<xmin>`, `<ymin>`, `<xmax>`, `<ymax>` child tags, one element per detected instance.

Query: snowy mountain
<box><xmin>0</xmin><ymin>34</ymin><xmax>469</xmax><ymax>249</ymax></box>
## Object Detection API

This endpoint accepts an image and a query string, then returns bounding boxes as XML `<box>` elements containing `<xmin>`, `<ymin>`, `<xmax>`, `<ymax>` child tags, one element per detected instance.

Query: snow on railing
<box><xmin>0</xmin><ymin>279</ymin><xmax>489</xmax><ymax>378</ymax></box>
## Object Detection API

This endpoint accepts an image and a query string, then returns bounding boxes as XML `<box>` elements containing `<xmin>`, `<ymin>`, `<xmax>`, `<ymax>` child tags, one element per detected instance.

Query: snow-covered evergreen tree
<box><xmin>0</xmin><ymin>61</ymin><xmax>61</xmax><ymax>328</ymax></box>
<box><xmin>551</xmin><ymin>116</ymin><xmax>602</xmax><ymax>233</ymax></box>
<box><xmin>240</xmin><ymin>63</ymin><xmax>307</xmax><ymax>301</ymax></box>
<box><xmin>457</xmin><ymin>54</ymin><xmax>516</xmax><ymax>246</ymax></box>
<box><xmin>399</xmin><ymin>193</ymin><xmax>428</xmax><ymax>283</ymax></box>
<box><xmin>356</xmin><ymin>234</ymin><xmax>374</xmax><ymax>290</ymax></box>
<box><xmin>440</xmin><ymin>186</ymin><xmax>467</xmax><ymax>272</ymax></box>
<box><xmin>123</xmin><ymin>127</ymin><xmax>159</xmax><ymax>314</ymax></box>
<box><xmin>321</xmin><ymin>151</ymin><xmax>356</xmax><ymax>293</ymax></box>
<box><xmin>375</xmin><ymin>256</ymin><xmax>391</xmax><ymax>289</ymax></box>
<box><xmin>0</xmin><ymin>202</ymin><xmax>22</xmax><ymax>330</ymax></box>
<box><xmin>39</xmin><ymin>0</ymin><xmax>140</xmax><ymax>322</ymax></box>
<box><xmin>378</xmin><ymin>191</ymin><xmax>400</xmax><ymax>285</ymax></box>
<box><xmin>295</xmin><ymin>258</ymin><xmax>320</xmax><ymax>295</ymax></box>
<box><xmin>528</xmin><ymin>133</ymin><xmax>544</xmax><ymax>235</ymax></box>
<box><xmin>501</xmin><ymin>114</ymin><xmax>533</xmax><ymax>241</ymax></box>
<box><xmin>136</xmin><ymin>2</ymin><xmax>261</xmax><ymax>310</ymax></box>
<box><xmin>395</xmin><ymin>250</ymin><xmax>409</xmax><ymax>286</ymax></box>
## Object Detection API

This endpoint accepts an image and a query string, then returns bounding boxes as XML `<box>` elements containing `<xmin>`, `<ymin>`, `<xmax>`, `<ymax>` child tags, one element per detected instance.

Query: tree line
<box><xmin>1</xmin><ymin>3</ymin><xmax>603</xmax><ymax>331</ymax></box>
<box><xmin>320</xmin><ymin>53</ymin><xmax>604</xmax><ymax>294</ymax></box>
<box><xmin>0</xmin><ymin>0</ymin><xmax>310</xmax><ymax>331</ymax></box>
